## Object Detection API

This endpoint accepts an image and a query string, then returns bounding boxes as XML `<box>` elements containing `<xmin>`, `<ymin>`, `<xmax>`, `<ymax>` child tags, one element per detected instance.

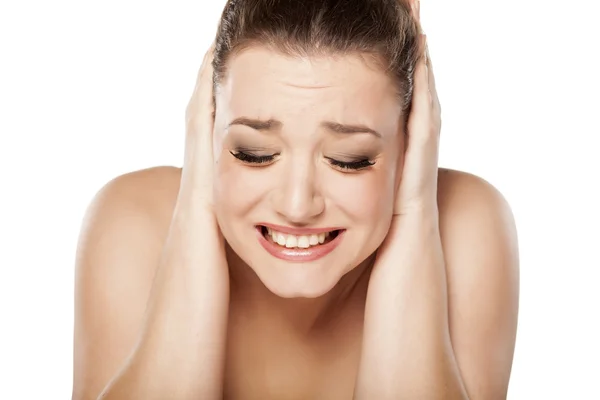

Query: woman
<box><xmin>73</xmin><ymin>0</ymin><xmax>519</xmax><ymax>399</ymax></box>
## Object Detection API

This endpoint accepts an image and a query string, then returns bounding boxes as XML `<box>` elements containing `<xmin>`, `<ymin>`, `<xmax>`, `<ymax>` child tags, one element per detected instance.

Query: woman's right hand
<box><xmin>177</xmin><ymin>43</ymin><xmax>217</xmax><ymax>215</ymax></box>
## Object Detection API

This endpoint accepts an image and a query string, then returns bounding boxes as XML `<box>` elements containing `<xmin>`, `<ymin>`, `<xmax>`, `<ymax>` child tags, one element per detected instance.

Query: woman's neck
<box><xmin>226</xmin><ymin>244</ymin><xmax>373</xmax><ymax>336</ymax></box>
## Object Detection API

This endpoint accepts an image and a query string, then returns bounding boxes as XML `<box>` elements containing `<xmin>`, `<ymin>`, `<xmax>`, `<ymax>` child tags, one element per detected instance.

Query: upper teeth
<box><xmin>266</xmin><ymin>227</ymin><xmax>331</xmax><ymax>249</ymax></box>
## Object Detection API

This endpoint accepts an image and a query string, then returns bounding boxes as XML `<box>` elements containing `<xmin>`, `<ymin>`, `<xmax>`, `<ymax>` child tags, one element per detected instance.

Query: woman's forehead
<box><xmin>217</xmin><ymin>47</ymin><xmax>401</xmax><ymax>123</ymax></box>
<box><xmin>223</xmin><ymin>47</ymin><xmax>394</xmax><ymax>93</ymax></box>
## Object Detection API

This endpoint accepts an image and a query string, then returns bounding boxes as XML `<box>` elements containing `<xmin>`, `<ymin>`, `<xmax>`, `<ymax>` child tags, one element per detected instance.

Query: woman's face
<box><xmin>213</xmin><ymin>46</ymin><xmax>404</xmax><ymax>298</ymax></box>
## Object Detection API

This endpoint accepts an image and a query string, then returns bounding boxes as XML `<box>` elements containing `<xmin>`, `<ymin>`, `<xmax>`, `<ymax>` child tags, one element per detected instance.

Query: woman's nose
<box><xmin>270</xmin><ymin>160</ymin><xmax>325</xmax><ymax>224</ymax></box>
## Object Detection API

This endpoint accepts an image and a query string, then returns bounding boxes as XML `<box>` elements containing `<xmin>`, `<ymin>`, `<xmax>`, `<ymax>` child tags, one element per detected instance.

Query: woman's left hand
<box><xmin>391</xmin><ymin>1</ymin><xmax>441</xmax><ymax>220</ymax></box>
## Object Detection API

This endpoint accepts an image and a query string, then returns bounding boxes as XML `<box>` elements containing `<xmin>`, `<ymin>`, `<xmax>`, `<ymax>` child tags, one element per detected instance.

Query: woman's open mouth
<box><xmin>255</xmin><ymin>225</ymin><xmax>345</xmax><ymax>262</ymax></box>
<box><xmin>259</xmin><ymin>225</ymin><xmax>340</xmax><ymax>249</ymax></box>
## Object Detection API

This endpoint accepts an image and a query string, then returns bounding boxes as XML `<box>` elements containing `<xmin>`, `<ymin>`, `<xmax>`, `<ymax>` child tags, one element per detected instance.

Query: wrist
<box><xmin>390</xmin><ymin>207</ymin><xmax>440</xmax><ymax>235</ymax></box>
<box><xmin>376</xmin><ymin>207</ymin><xmax>443</xmax><ymax>267</ymax></box>
<box><xmin>165</xmin><ymin>205</ymin><xmax>226</xmax><ymax>263</ymax></box>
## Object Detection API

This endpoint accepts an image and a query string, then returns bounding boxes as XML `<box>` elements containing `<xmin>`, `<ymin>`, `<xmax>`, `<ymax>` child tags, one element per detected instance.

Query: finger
<box><xmin>425</xmin><ymin>43</ymin><xmax>442</xmax><ymax>118</ymax></box>
<box><xmin>184</xmin><ymin>44</ymin><xmax>216</xmax><ymax>170</ymax></box>
<box><xmin>186</xmin><ymin>44</ymin><xmax>216</xmax><ymax>129</ymax></box>
<box><xmin>409</xmin><ymin>0</ymin><xmax>420</xmax><ymax>22</ymax></box>
<box><xmin>189</xmin><ymin>44</ymin><xmax>215</xmax><ymax>102</ymax></box>
<box><xmin>194</xmin><ymin>45</ymin><xmax>215</xmax><ymax>139</ymax></box>
<box><xmin>409</xmin><ymin>35</ymin><xmax>431</xmax><ymax>132</ymax></box>
<box><xmin>197</xmin><ymin>44</ymin><xmax>216</xmax><ymax>117</ymax></box>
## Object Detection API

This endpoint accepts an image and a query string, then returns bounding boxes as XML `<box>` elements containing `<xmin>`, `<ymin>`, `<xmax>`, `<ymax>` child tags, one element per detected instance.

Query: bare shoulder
<box><xmin>437</xmin><ymin>167</ymin><xmax>513</xmax><ymax>215</ymax></box>
<box><xmin>89</xmin><ymin>165</ymin><xmax>182</xmax><ymax>224</ymax></box>
<box><xmin>436</xmin><ymin>166</ymin><xmax>519</xmax><ymax>290</ymax></box>
<box><xmin>73</xmin><ymin>166</ymin><xmax>181</xmax><ymax>400</ymax></box>
<box><xmin>437</xmin><ymin>167</ymin><xmax>518</xmax><ymax>243</ymax></box>
<box><xmin>435</xmin><ymin>167</ymin><xmax>519</xmax><ymax>273</ymax></box>
<box><xmin>436</xmin><ymin>168</ymin><xmax>519</xmax><ymax>398</ymax></box>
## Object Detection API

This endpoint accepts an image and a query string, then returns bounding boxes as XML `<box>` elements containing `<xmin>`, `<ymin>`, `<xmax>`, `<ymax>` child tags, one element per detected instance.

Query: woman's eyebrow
<box><xmin>228</xmin><ymin>117</ymin><xmax>381</xmax><ymax>138</ymax></box>
<box><xmin>321</xmin><ymin>121</ymin><xmax>382</xmax><ymax>138</ymax></box>
<box><xmin>228</xmin><ymin>117</ymin><xmax>281</xmax><ymax>131</ymax></box>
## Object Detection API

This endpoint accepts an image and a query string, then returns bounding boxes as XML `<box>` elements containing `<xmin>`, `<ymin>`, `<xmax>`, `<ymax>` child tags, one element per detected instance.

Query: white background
<box><xmin>1</xmin><ymin>0</ymin><xmax>599</xmax><ymax>398</ymax></box>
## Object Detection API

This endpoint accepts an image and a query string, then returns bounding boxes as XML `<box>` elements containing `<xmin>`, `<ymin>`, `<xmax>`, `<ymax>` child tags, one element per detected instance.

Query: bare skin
<box><xmin>73</xmin><ymin>168</ymin><xmax>518</xmax><ymax>400</ymax></box>
<box><xmin>73</xmin><ymin>4</ymin><xmax>518</xmax><ymax>399</ymax></box>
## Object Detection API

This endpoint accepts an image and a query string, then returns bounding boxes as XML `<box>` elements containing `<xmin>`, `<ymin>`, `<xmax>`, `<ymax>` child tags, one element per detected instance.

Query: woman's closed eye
<box><xmin>325</xmin><ymin>157</ymin><xmax>375</xmax><ymax>171</ymax></box>
<box><xmin>230</xmin><ymin>150</ymin><xmax>277</xmax><ymax>165</ymax></box>
<box><xmin>230</xmin><ymin>150</ymin><xmax>376</xmax><ymax>172</ymax></box>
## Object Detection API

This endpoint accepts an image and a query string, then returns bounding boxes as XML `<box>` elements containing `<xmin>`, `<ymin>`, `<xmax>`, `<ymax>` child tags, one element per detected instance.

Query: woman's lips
<box><xmin>255</xmin><ymin>225</ymin><xmax>345</xmax><ymax>262</ymax></box>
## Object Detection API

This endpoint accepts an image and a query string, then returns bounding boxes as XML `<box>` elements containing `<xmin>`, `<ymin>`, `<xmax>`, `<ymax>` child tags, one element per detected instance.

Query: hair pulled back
<box><xmin>213</xmin><ymin>0</ymin><xmax>420</xmax><ymax>118</ymax></box>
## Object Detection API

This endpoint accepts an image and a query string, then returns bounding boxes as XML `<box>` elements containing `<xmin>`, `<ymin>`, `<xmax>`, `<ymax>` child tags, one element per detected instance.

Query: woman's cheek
<box><xmin>324</xmin><ymin>165</ymin><xmax>395</xmax><ymax>219</ymax></box>
<box><xmin>215</xmin><ymin>158</ymin><xmax>271</xmax><ymax>214</ymax></box>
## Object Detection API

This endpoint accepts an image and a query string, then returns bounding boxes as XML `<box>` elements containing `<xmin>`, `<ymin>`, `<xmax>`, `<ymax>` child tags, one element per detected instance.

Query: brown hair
<box><xmin>213</xmin><ymin>0</ymin><xmax>420</xmax><ymax>120</ymax></box>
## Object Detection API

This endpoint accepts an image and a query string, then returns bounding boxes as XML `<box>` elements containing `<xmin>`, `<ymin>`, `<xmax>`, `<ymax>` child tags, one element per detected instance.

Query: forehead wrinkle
<box><xmin>278</xmin><ymin>81</ymin><xmax>333</xmax><ymax>90</ymax></box>
<box><xmin>226</xmin><ymin>48</ymin><xmax>395</xmax><ymax>95</ymax></box>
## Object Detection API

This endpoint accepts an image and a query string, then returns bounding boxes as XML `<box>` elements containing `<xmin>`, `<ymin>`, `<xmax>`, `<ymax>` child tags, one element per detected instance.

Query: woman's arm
<box><xmin>94</xmin><ymin>207</ymin><xmax>229</xmax><ymax>400</ymax></box>
<box><xmin>356</xmin><ymin>210</ymin><xmax>464</xmax><ymax>399</ymax></box>
<box><xmin>439</xmin><ymin>171</ymin><xmax>519</xmax><ymax>399</ymax></box>
<box><xmin>97</xmin><ymin>45</ymin><xmax>226</xmax><ymax>400</ymax></box>
<box><xmin>72</xmin><ymin>168</ymin><xmax>229</xmax><ymax>400</ymax></box>
<box><xmin>354</xmin><ymin>10</ymin><xmax>518</xmax><ymax>397</ymax></box>
<box><xmin>355</xmin><ymin>172</ymin><xmax>519</xmax><ymax>400</ymax></box>
<box><xmin>72</xmin><ymin>168</ymin><xmax>180</xmax><ymax>400</ymax></box>
<box><xmin>73</xmin><ymin>45</ymin><xmax>229</xmax><ymax>400</ymax></box>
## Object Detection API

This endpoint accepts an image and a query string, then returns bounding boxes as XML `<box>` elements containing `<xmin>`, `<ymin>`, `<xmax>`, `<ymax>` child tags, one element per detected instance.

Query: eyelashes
<box><xmin>229</xmin><ymin>150</ymin><xmax>375</xmax><ymax>171</ymax></box>
<box><xmin>325</xmin><ymin>157</ymin><xmax>375</xmax><ymax>171</ymax></box>
<box><xmin>229</xmin><ymin>151</ymin><xmax>276</xmax><ymax>165</ymax></box>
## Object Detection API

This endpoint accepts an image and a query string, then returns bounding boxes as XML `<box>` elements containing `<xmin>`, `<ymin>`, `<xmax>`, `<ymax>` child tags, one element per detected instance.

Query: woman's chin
<box><xmin>224</xmin><ymin>235</ymin><xmax>372</xmax><ymax>299</ymax></box>
<box><xmin>253</xmin><ymin>261</ymin><xmax>345</xmax><ymax>299</ymax></box>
